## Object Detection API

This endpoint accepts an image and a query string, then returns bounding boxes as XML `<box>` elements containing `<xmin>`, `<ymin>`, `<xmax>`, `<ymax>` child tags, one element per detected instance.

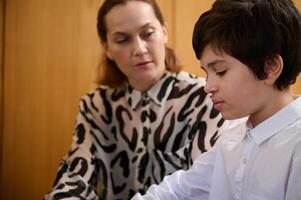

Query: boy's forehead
<box><xmin>200</xmin><ymin>44</ymin><xmax>229</xmax><ymax>57</ymax></box>
<box><xmin>200</xmin><ymin>45</ymin><xmax>227</xmax><ymax>64</ymax></box>
<box><xmin>200</xmin><ymin>45</ymin><xmax>248</xmax><ymax>70</ymax></box>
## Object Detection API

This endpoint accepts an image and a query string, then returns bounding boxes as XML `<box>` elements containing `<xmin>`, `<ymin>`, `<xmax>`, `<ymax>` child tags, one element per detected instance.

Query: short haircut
<box><xmin>193</xmin><ymin>0</ymin><xmax>301</xmax><ymax>90</ymax></box>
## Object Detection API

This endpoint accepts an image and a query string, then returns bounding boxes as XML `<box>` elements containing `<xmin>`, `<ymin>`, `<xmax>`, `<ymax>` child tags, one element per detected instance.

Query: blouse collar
<box><xmin>125</xmin><ymin>71</ymin><xmax>176</xmax><ymax>109</ymax></box>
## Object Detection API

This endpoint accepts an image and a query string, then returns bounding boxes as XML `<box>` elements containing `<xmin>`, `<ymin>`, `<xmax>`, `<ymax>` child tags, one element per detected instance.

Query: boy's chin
<box><xmin>221</xmin><ymin>113</ymin><xmax>247</xmax><ymax>120</ymax></box>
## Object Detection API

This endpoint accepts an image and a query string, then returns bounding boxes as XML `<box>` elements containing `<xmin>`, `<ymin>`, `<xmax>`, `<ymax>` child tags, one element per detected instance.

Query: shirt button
<box><xmin>242</xmin><ymin>158</ymin><xmax>248</xmax><ymax>165</ymax></box>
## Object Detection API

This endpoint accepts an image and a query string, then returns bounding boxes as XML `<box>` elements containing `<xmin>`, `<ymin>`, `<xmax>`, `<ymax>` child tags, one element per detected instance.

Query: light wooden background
<box><xmin>0</xmin><ymin>0</ymin><xmax>300</xmax><ymax>199</ymax></box>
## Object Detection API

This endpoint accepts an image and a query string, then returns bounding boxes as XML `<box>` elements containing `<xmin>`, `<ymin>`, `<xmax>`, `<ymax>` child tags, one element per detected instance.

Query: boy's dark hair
<box><xmin>193</xmin><ymin>0</ymin><xmax>301</xmax><ymax>90</ymax></box>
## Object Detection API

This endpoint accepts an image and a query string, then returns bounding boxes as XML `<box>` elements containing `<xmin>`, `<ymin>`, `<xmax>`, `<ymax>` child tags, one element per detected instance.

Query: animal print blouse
<box><xmin>44</xmin><ymin>71</ymin><xmax>226</xmax><ymax>200</ymax></box>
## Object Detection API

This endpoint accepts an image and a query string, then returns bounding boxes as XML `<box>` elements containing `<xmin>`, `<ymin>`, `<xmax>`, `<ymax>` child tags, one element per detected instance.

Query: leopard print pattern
<box><xmin>44</xmin><ymin>71</ymin><xmax>225</xmax><ymax>200</ymax></box>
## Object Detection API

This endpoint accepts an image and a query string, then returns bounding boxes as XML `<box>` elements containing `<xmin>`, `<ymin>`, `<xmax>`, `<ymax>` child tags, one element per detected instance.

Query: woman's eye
<box><xmin>116</xmin><ymin>39</ymin><xmax>127</xmax><ymax>44</ymax></box>
<box><xmin>142</xmin><ymin>30</ymin><xmax>154</xmax><ymax>39</ymax></box>
<box><xmin>216</xmin><ymin>70</ymin><xmax>227</xmax><ymax>76</ymax></box>
<box><xmin>114</xmin><ymin>35</ymin><xmax>130</xmax><ymax>44</ymax></box>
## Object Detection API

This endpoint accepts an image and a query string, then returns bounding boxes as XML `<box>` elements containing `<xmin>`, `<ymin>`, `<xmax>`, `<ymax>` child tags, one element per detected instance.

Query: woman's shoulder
<box><xmin>82</xmin><ymin>85</ymin><xmax>123</xmax><ymax>97</ymax></box>
<box><xmin>79</xmin><ymin>84</ymin><xmax>126</xmax><ymax>105</ymax></box>
<box><xmin>79</xmin><ymin>85</ymin><xmax>105</xmax><ymax>99</ymax></box>
<box><xmin>173</xmin><ymin>71</ymin><xmax>206</xmax><ymax>86</ymax></box>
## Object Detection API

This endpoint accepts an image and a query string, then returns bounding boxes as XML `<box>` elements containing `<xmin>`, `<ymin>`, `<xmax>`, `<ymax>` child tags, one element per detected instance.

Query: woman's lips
<box><xmin>135</xmin><ymin>61</ymin><xmax>152</xmax><ymax>67</ymax></box>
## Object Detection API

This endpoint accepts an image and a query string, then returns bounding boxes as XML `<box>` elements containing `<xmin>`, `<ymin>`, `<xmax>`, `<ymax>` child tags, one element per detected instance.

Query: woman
<box><xmin>44</xmin><ymin>0</ymin><xmax>225</xmax><ymax>199</ymax></box>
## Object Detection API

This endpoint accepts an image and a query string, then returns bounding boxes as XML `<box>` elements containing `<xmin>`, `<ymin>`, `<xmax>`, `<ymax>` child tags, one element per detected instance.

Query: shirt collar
<box><xmin>125</xmin><ymin>71</ymin><xmax>176</xmax><ymax>109</ymax></box>
<box><xmin>247</xmin><ymin>96</ymin><xmax>301</xmax><ymax>145</ymax></box>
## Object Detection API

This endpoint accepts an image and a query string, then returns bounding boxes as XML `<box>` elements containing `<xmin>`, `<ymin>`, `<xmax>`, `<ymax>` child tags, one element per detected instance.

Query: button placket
<box><xmin>140</xmin><ymin>93</ymin><xmax>151</xmax><ymax>147</ymax></box>
<box><xmin>234</xmin><ymin>130</ymin><xmax>252</xmax><ymax>200</ymax></box>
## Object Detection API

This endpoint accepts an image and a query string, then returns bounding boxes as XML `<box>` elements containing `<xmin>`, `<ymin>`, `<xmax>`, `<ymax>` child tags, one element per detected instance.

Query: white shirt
<box><xmin>132</xmin><ymin>97</ymin><xmax>301</xmax><ymax>200</ymax></box>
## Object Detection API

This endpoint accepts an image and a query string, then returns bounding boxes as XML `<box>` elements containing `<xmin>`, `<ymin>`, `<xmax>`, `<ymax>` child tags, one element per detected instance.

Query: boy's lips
<box><xmin>212</xmin><ymin>99</ymin><xmax>225</xmax><ymax>110</ymax></box>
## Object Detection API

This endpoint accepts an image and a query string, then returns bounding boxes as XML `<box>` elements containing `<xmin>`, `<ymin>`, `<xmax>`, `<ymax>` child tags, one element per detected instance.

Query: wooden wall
<box><xmin>0</xmin><ymin>0</ymin><xmax>4</xmax><ymax>191</ymax></box>
<box><xmin>0</xmin><ymin>0</ymin><xmax>300</xmax><ymax>199</ymax></box>
<box><xmin>0</xmin><ymin>0</ymin><xmax>102</xmax><ymax>199</ymax></box>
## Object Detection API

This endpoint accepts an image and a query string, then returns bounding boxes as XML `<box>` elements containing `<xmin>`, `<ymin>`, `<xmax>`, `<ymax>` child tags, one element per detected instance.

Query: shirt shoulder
<box><xmin>283</xmin><ymin>116</ymin><xmax>301</xmax><ymax>147</ymax></box>
<box><xmin>294</xmin><ymin>116</ymin><xmax>301</xmax><ymax>129</ymax></box>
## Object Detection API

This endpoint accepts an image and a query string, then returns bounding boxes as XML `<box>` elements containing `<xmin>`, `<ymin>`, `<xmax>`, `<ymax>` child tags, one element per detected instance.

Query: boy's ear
<box><xmin>264</xmin><ymin>54</ymin><xmax>283</xmax><ymax>86</ymax></box>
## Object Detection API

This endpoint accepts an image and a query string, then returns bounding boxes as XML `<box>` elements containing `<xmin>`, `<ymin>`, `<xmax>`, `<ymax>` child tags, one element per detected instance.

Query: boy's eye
<box><xmin>216</xmin><ymin>70</ymin><xmax>227</xmax><ymax>76</ymax></box>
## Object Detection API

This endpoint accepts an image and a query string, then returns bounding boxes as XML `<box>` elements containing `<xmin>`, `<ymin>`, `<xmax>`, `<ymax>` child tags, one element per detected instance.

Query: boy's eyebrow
<box><xmin>201</xmin><ymin>59</ymin><xmax>226</xmax><ymax>72</ymax></box>
<box><xmin>207</xmin><ymin>59</ymin><xmax>226</xmax><ymax>68</ymax></box>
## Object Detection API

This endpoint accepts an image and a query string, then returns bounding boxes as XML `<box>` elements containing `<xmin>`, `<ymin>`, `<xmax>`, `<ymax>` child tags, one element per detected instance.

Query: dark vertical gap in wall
<box><xmin>0</xmin><ymin>0</ymin><xmax>6</xmax><ymax>195</ymax></box>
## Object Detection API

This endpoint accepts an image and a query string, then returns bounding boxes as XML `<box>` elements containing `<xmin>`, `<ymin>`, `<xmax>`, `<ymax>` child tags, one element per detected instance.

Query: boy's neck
<box><xmin>249</xmin><ymin>88</ymin><xmax>294</xmax><ymax>127</ymax></box>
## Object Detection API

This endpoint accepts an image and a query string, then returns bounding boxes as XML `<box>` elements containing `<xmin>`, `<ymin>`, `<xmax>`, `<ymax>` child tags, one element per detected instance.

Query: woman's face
<box><xmin>103</xmin><ymin>1</ymin><xmax>167</xmax><ymax>91</ymax></box>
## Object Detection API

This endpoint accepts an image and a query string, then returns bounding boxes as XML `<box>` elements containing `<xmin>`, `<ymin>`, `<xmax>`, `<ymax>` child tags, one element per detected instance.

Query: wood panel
<box><xmin>0</xmin><ymin>0</ymin><xmax>102</xmax><ymax>199</ymax></box>
<box><xmin>0</xmin><ymin>0</ymin><xmax>4</xmax><ymax>191</ymax></box>
<box><xmin>293</xmin><ymin>0</ymin><xmax>301</xmax><ymax>93</ymax></box>
<box><xmin>294</xmin><ymin>0</ymin><xmax>301</xmax><ymax>9</ymax></box>
<box><xmin>174</xmin><ymin>0</ymin><xmax>215</xmax><ymax>76</ymax></box>
<box><xmin>156</xmin><ymin>0</ymin><xmax>174</xmax><ymax>48</ymax></box>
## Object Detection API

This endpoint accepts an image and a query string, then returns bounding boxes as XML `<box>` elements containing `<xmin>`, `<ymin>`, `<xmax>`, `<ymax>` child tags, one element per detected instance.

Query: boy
<box><xmin>132</xmin><ymin>0</ymin><xmax>301</xmax><ymax>199</ymax></box>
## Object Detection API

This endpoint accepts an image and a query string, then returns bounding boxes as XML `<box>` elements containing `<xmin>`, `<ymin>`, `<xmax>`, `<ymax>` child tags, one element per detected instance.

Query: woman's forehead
<box><xmin>105</xmin><ymin>1</ymin><xmax>158</xmax><ymax>33</ymax></box>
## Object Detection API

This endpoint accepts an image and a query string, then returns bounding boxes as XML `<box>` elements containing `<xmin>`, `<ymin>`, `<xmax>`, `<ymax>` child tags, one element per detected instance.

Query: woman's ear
<box><xmin>264</xmin><ymin>54</ymin><xmax>283</xmax><ymax>86</ymax></box>
<box><xmin>162</xmin><ymin>23</ymin><xmax>168</xmax><ymax>44</ymax></box>
<box><xmin>102</xmin><ymin>41</ymin><xmax>113</xmax><ymax>60</ymax></box>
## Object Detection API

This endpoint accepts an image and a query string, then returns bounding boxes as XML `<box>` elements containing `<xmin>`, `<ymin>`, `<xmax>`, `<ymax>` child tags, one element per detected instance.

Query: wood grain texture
<box><xmin>1</xmin><ymin>0</ymin><xmax>102</xmax><ymax>199</ymax></box>
<box><xmin>0</xmin><ymin>0</ymin><xmax>4</xmax><ymax>195</ymax></box>
<box><xmin>173</xmin><ymin>0</ymin><xmax>215</xmax><ymax>77</ymax></box>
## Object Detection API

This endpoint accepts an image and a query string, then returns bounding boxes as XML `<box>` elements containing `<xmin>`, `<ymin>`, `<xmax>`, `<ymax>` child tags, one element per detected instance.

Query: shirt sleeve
<box><xmin>131</xmin><ymin>145</ymin><xmax>217</xmax><ymax>200</ymax></box>
<box><xmin>44</xmin><ymin>97</ymin><xmax>101</xmax><ymax>200</ymax></box>
<box><xmin>285</xmin><ymin>140</ymin><xmax>301</xmax><ymax>200</ymax></box>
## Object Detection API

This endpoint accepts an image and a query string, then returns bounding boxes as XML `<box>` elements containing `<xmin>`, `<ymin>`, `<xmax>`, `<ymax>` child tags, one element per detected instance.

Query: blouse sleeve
<box><xmin>131</xmin><ymin>145</ymin><xmax>217</xmax><ymax>200</ymax></box>
<box><xmin>44</xmin><ymin>97</ymin><xmax>102</xmax><ymax>200</ymax></box>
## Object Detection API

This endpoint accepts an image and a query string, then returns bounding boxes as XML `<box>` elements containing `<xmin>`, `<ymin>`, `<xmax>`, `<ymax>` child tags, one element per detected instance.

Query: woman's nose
<box><xmin>132</xmin><ymin>38</ymin><xmax>147</xmax><ymax>56</ymax></box>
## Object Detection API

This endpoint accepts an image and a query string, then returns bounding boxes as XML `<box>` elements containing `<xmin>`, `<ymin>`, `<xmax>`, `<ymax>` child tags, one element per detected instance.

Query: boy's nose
<box><xmin>204</xmin><ymin>84</ymin><xmax>211</xmax><ymax>94</ymax></box>
<box><xmin>204</xmin><ymin>79</ymin><xmax>217</xmax><ymax>94</ymax></box>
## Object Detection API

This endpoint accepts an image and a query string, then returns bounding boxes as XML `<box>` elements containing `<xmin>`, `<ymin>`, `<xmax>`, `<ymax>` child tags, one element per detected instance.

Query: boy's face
<box><xmin>200</xmin><ymin>45</ymin><xmax>268</xmax><ymax>121</ymax></box>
